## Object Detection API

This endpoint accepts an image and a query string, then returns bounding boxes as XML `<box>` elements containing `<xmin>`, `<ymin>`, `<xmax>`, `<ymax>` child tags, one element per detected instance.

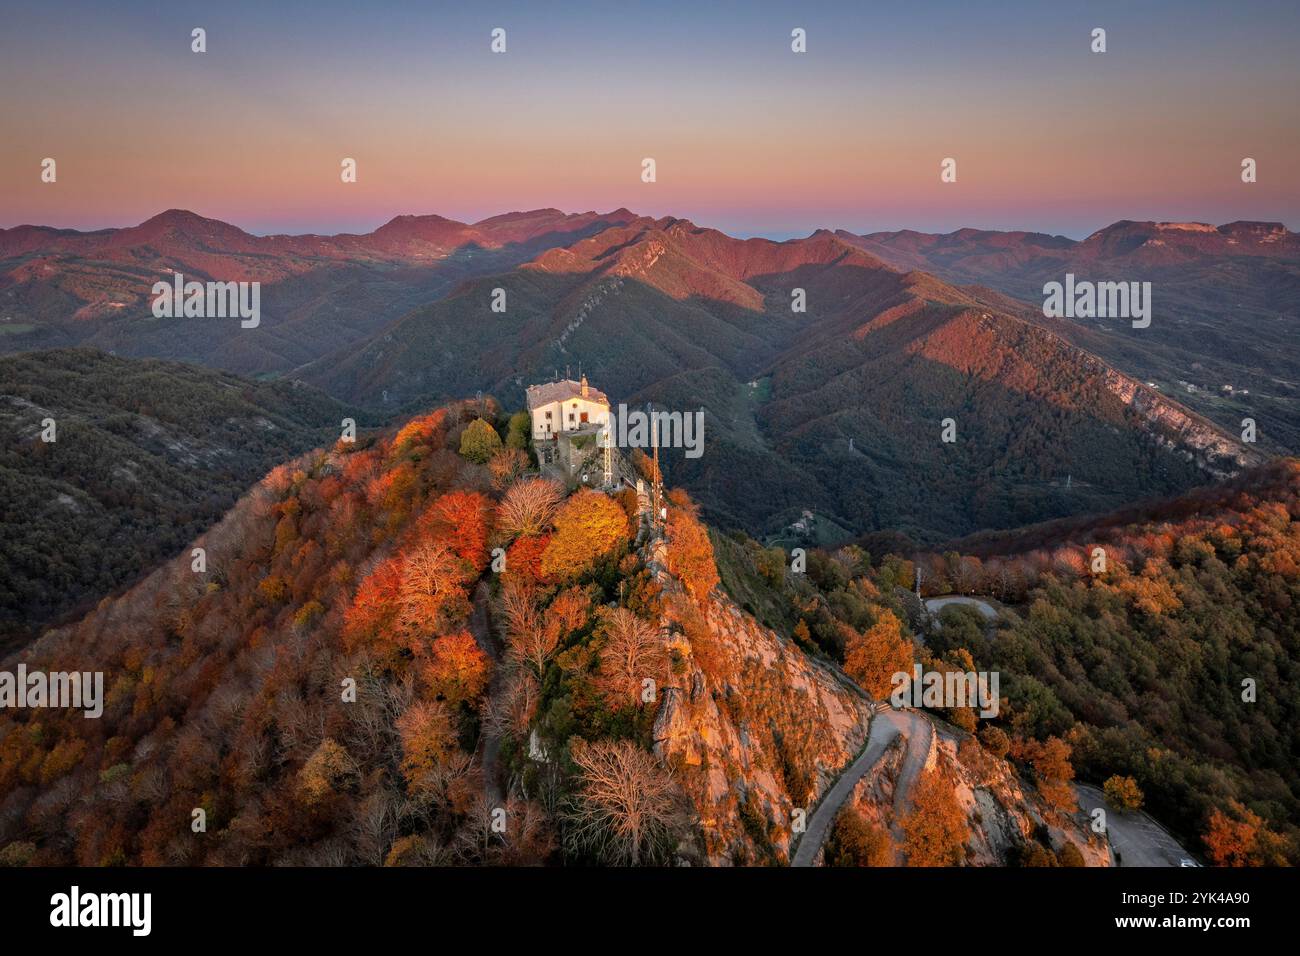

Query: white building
<box><xmin>526</xmin><ymin>376</ymin><xmax>610</xmax><ymax>442</ymax></box>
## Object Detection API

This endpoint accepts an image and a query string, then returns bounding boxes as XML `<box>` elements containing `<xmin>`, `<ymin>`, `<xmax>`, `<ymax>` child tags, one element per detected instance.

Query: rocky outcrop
<box><xmin>649</xmin><ymin>583</ymin><xmax>872</xmax><ymax>864</ymax></box>
<box><xmin>1101</xmin><ymin>368</ymin><xmax>1267</xmax><ymax>477</ymax></box>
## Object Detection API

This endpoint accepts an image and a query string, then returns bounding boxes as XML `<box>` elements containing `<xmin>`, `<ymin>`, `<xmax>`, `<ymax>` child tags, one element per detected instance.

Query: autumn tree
<box><xmin>541</xmin><ymin>490</ymin><xmax>631</xmax><ymax>581</ymax></box>
<box><xmin>565</xmin><ymin>738</ymin><xmax>680</xmax><ymax>865</ymax></box>
<box><xmin>498</xmin><ymin>478</ymin><xmax>564</xmax><ymax>538</ymax></box>
<box><xmin>459</xmin><ymin>418</ymin><xmax>502</xmax><ymax>464</ymax></box>
<box><xmin>842</xmin><ymin>609</ymin><xmax>915</xmax><ymax>700</ymax></box>
<box><xmin>342</xmin><ymin>556</ymin><xmax>404</xmax><ymax>657</ymax></box>
<box><xmin>595</xmin><ymin>606</ymin><xmax>665</xmax><ymax>706</ymax></box>
<box><xmin>503</xmin><ymin>534</ymin><xmax>550</xmax><ymax>588</ymax></box>
<box><xmin>664</xmin><ymin>490</ymin><xmax>719</xmax><ymax>601</ymax></box>
<box><xmin>1103</xmin><ymin>774</ymin><xmax>1144</xmax><ymax>812</ymax></box>
<box><xmin>826</xmin><ymin>806</ymin><xmax>891</xmax><ymax>867</ymax></box>
<box><xmin>1014</xmin><ymin>735</ymin><xmax>1076</xmax><ymax>811</ymax></box>
<box><xmin>488</xmin><ymin>447</ymin><xmax>529</xmax><ymax>490</ymax></box>
<box><xmin>391</xmin><ymin>409</ymin><xmax>450</xmax><ymax>458</ymax></box>
<box><xmin>384</xmin><ymin>834</ymin><xmax>452</xmax><ymax>867</ymax></box>
<box><xmin>298</xmin><ymin>738</ymin><xmax>358</xmax><ymax>805</ymax></box>
<box><xmin>978</xmin><ymin>725</ymin><xmax>1011</xmax><ymax>759</ymax></box>
<box><xmin>421</xmin><ymin>630</ymin><xmax>492</xmax><ymax>706</ymax></box>
<box><xmin>397</xmin><ymin>541</ymin><xmax>473</xmax><ymax>638</ymax></box>
<box><xmin>630</xmin><ymin>448</ymin><xmax>660</xmax><ymax>484</ymax></box>
<box><xmin>396</xmin><ymin>701</ymin><xmax>458</xmax><ymax>793</ymax></box>
<box><xmin>417</xmin><ymin>489</ymin><xmax>494</xmax><ymax>571</ymax></box>
<box><xmin>902</xmin><ymin>768</ymin><xmax>969</xmax><ymax>866</ymax></box>
<box><xmin>1203</xmin><ymin>801</ymin><xmax>1288</xmax><ymax>866</ymax></box>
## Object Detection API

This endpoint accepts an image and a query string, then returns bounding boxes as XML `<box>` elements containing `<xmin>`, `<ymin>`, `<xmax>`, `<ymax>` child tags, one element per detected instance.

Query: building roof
<box><xmin>526</xmin><ymin>378</ymin><xmax>609</xmax><ymax>410</ymax></box>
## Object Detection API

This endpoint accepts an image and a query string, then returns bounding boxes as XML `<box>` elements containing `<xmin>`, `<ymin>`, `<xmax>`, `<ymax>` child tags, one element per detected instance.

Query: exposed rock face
<box><xmin>650</xmin><ymin>588</ymin><xmax>873</xmax><ymax>865</ymax></box>
<box><xmin>1098</xmin><ymin>366</ymin><xmax>1265</xmax><ymax>477</ymax></box>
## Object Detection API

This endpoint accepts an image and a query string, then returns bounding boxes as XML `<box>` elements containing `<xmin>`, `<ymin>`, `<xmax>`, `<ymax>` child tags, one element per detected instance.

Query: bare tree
<box><xmin>397</xmin><ymin>541</ymin><xmax>468</xmax><ymax>636</ymax></box>
<box><xmin>595</xmin><ymin>606</ymin><xmax>664</xmax><ymax>706</ymax></box>
<box><xmin>498</xmin><ymin>477</ymin><xmax>564</xmax><ymax>537</ymax></box>
<box><xmin>500</xmin><ymin>580</ymin><xmax>565</xmax><ymax>679</ymax></box>
<box><xmin>498</xmin><ymin>579</ymin><xmax>539</xmax><ymax>643</ymax></box>
<box><xmin>484</xmin><ymin>668</ymin><xmax>540</xmax><ymax>741</ymax></box>
<box><xmin>565</xmin><ymin>739</ymin><xmax>680</xmax><ymax>865</ymax></box>
<box><xmin>352</xmin><ymin>788</ymin><xmax>401</xmax><ymax>865</ymax></box>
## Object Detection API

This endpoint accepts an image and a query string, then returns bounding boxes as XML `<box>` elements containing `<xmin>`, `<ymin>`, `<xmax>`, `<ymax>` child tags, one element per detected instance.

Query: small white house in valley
<box><xmin>526</xmin><ymin>376</ymin><xmax>610</xmax><ymax>441</ymax></box>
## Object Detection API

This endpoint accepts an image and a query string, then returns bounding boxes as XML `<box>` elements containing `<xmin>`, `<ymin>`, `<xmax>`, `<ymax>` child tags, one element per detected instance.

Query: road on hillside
<box><xmin>791</xmin><ymin>707</ymin><xmax>931</xmax><ymax>867</ymax></box>
<box><xmin>1075</xmin><ymin>784</ymin><xmax>1196</xmax><ymax>867</ymax></box>
<box><xmin>925</xmin><ymin>595</ymin><xmax>998</xmax><ymax>622</ymax></box>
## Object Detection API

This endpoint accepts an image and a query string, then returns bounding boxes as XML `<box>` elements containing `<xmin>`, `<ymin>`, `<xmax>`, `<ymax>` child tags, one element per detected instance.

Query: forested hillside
<box><xmin>0</xmin><ymin>348</ymin><xmax>358</xmax><ymax>647</ymax></box>
<box><xmin>838</xmin><ymin>221</ymin><xmax>1300</xmax><ymax>455</ymax></box>
<box><xmin>713</xmin><ymin>460</ymin><xmax>1300</xmax><ymax>864</ymax></box>
<box><xmin>0</xmin><ymin>208</ymin><xmax>637</xmax><ymax>375</ymax></box>
<box><xmin>0</xmin><ymin>399</ymin><xmax>1100</xmax><ymax>867</ymax></box>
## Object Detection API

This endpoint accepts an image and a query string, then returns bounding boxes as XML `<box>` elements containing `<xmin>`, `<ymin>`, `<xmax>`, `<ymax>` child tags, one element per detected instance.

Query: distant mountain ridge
<box><xmin>0</xmin><ymin>207</ymin><xmax>638</xmax><ymax>373</ymax></box>
<box><xmin>834</xmin><ymin>220</ymin><xmax>1300</xmax><ymax>455</ymax></box>
<box><xmin>1</xmin><ymin>208</ymin><xmax>1282</xmax><ymax>541</ymax></box>
<box><xmin>301</xmin><ymin>213</ymin><xmax>1263</xmax><ymax>540</ymax></box>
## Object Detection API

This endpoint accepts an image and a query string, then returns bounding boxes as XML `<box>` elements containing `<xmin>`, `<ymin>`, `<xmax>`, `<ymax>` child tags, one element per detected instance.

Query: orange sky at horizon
<box><xmin>3</xmin><ymin>0</ymin><xmax>1297</xmax><ymax>238</ymax></box>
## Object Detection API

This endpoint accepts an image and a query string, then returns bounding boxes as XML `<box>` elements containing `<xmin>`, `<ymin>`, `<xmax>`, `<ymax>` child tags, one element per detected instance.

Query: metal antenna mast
<box><xmin>648</xmin><ymin>402</ymin><xmax>661</xmax><ymax>529</ymax></box>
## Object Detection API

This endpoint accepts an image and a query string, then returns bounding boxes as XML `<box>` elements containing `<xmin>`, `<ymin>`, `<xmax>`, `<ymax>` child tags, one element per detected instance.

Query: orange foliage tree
<box><xmin>417</xmin><ymin>490</ymin><xmax>494</xmax><ymax>573</ymax></box>
<box><xmin>396</xmin><ymin>541</ymin><xmax>474</xmax><ymax>640</ymax></box>
<box><xmin>842</xmin><ymin>609</ymin><xmax>915</xmax><ymax>699</ymax></box>
<box><xmin>421</xmin><ymin>630</ymin><xmax>492</xmax><ymax>706</ymax></box>
<box><xmin>503</xmin><ymin>534</ymin><xmax>550</xmax><ymax>589</ymax></box>
<box><xmin>1203</xmin><ymin>800</ymin><xmax>1287</xmax><ymax>866</ymax></box>
<box><xmin>1014</xmin><ymin>735</ymin><xmax>1076</xmax><ymax>811</ymax></box>
<box><xmin>540</xmin><ymin>490</ymin><xmax>631</xmax><ymax>581</ymax></box>
<box><xmin>664</xmin><ymin>490</ymin><xmax>719</xmax><ymax>601</ymax></box>
<box><xmin>902</xmin><ymin>768</ymin><xmax>969</xmax><ymax>866</ymax></box>
<box><xmin>396</xmin><ymin>701</ymin><xmax>458</xmax><ymax>793</ymax></box>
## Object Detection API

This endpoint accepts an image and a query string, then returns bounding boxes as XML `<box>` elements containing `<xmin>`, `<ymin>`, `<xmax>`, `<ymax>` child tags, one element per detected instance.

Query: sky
<box><xmin>1</xmin><ymin>0</ymin><xmax>1297</xmax><ymax>239</ymax></box>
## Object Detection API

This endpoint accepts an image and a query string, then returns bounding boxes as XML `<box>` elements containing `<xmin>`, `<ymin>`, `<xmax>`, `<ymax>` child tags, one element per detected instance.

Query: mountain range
<box><xmin>835</xmin><ymin>220</ymin><xmax>1300</xmax><ymax>453</ymax></box>
<box><xmin>2</xmin><ymin>208</ymin><xmax>1291</xmax><ymax>544</ymax></box>
<box><xmin>2</xmin><ymin>208</ymin><xmax>1297</xmax><ymax>869</ymax></box>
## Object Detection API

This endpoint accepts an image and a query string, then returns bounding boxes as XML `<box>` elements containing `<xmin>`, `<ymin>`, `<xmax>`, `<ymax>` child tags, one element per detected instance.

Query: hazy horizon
<box><xmin>3</xmin><ymin>203</ymin><xmax>1297</xmax><ymax>244</ymax></box>
<box><xmin>3</xmin><ymin>0</ymin><xmax>1298</xmax><ymax>239</ymax></box>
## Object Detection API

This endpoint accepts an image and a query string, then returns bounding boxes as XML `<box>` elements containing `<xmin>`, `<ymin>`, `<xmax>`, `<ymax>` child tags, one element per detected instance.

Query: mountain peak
<box><xmin>131</xmin><ymin>209</ymin><xmax>235</xmax><ymax>234</ymax></box>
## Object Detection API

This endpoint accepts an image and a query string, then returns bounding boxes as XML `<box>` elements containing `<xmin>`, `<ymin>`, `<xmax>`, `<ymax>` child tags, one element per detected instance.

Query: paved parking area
<box><xmin>1075</xmin><ymin>784</ymin><xmax>1197</xmax><ymax>867</ymax></box>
